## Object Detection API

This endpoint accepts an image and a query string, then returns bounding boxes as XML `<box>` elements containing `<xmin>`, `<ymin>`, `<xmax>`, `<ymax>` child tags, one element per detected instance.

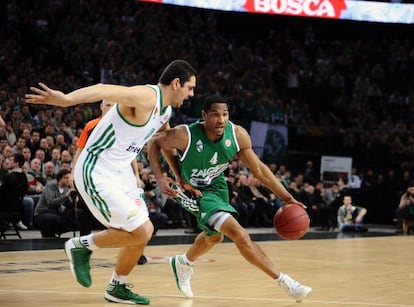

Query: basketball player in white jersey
<box><xmin>26</xmin><ymin>59</ymin><xmax>197</xmax><ymax>305</ymax></box>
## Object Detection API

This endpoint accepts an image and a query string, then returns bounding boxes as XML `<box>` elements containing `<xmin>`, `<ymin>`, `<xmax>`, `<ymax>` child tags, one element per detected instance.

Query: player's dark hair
<box><xmin>158</xmin><ymin>59</ymin><xmax>197</xmax><ymax>86</ymax></box>
<box><xmin>203</xmin><ymin>94</ymin><xmax>229</xmax><ymax>112</ymax></box>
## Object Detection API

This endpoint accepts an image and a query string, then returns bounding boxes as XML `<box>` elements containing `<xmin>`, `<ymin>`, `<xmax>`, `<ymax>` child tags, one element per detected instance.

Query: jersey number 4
<box><xmin>209</xmin><ymin>152</ymin><xmax>218</xmax><ymax>165</ymax></box>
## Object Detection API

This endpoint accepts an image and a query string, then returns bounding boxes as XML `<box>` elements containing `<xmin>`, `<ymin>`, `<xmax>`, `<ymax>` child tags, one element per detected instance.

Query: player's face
<box><xmin>171</xmin><ymin>76</ymin><xmax>196</xmax><ymax>108</ymax></box>
<box><xmin>202</xmin><ymin>103</ymin><xmax>229</xmax><ymax>139</ymax></box>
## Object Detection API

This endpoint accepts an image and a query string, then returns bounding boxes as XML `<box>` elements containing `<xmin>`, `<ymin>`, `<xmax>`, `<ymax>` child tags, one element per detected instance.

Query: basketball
<box><xmin>273</xmin><ymin>204</ymin><xmax>310</xmax><ymax>240</ymax></box>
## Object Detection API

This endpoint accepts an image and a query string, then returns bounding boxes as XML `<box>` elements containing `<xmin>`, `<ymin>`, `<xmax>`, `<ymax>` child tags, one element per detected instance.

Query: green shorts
<box><xmin>196</xmin><ymin>189</ymin><xmax>238</xmax><ymax>236</ymax></box>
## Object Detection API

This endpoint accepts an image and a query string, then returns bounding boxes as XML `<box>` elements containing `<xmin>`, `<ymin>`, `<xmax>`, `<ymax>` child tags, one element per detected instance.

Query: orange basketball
<box><xmin>273</xmin><ymin>204</ymin><xmax>310</xmax><ymax>240</ymax></box>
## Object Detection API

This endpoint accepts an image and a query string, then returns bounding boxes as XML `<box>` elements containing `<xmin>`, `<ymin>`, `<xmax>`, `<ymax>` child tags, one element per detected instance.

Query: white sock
<box><xmin>109</xmin><ymin>271</ymin><xmax>127</xmax><ymax>285</ymax></box>
<box><xmin>277</xmin><ymin>272</ymin><xmax>285</xmax><ymax>282</ymax></box>
<box><xmin>79</xmin><ymin>234</ymin><xmax>98</xmax><ymax>250</ymax></box>
<box><xmin>182</xmin><ymin>253</ymin><xmax>195</xmax><ymax>266</ymax></box>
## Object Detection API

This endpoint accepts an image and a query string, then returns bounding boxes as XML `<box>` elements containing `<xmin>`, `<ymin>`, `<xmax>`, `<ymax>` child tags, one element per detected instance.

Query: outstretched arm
<box><xmin>235</xmin><ymin>125</ymin><xmax>305</xmax><ymax>207</ymax></box>
<box><xmin>25</xmin><ymin>82</ymin><xmax>156</xmax><ymax>108</ymax></box>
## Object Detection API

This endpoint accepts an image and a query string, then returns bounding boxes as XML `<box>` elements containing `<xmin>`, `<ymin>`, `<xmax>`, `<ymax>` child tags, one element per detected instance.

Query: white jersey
<box><xmin>74</xmin><ymin>84</ymin><xmax>171</xmax><ymax>231</ymax></box>
<box><xmin>83</xmin><ymin>84</ymin><xmax>171</xmax><ymax>170</ymax></box>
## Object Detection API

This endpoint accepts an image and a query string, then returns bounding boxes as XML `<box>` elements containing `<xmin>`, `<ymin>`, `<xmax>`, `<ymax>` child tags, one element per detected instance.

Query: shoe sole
<box><xmin>169</xmin><ymin>257</ymin><xmax>193</xmax><ymax>298</ymax></box>
<box><xmin>64</xmin><ymin>240</ymin><xmax>92</xmax><ymax>287</ymax></box>
<box><xmin>104</xmin><ymin>293</ymin><xmax>150</xmax><ymax>305</ymax></box>
<box><xmin>64</xmin><ymin>240</ymin><xmax>77</xmax><ymax>284</ymax></box>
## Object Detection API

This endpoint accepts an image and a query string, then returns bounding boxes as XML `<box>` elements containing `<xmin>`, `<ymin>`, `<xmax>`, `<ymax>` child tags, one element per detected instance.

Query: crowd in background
<box><xmin>1</xmin><ymin>0</ymin><xmax>414</xmax><ymax>232</ymax></box>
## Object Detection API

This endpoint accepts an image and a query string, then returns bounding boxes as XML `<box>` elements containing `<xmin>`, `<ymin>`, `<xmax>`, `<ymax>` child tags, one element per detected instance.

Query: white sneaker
<box><xmin>278</xmin><ymin>273</ymin><xmax>312</xmax><ymax>303</ymax></box>
<box><xmin>17</xmin><ymin>221</ymin><xmax>28</xmax><ymax>230</ymax></box>
<box><xmin>170</xmin><ymin>255</ymin><xmax>194</xmax><ymax>298</ymax></box>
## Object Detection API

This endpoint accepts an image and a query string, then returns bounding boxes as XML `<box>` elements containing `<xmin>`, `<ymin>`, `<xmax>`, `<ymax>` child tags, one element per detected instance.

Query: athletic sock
<box><xmin>79</xmin><ymin>234</ymin><xmax>98</xmax><ymax>250</ymax></box>
<box><xmin>183</xmin><ymin>253</ymin><xmax>195</xmax><ymax>266</ymax></box>
<box><xmin>109</xmin><ymin>271</ymin><xmax>127</xmax><ymax>285</ymax></box>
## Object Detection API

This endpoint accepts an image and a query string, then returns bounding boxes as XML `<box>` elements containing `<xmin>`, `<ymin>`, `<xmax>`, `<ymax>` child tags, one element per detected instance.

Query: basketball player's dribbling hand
<box><xmin>285</xmin><ymin>198</ymin><xmax>307</xmax><ymax>209</ymax></box>
<box><xmin>158</xmin><ymin>177</ymin><xmax>179</xmax><ymax>198</ymax></box>
<box><xmin>25</xmin><ymin>82</ymin><xmax>69</xmax><ymax>106</ymax></box>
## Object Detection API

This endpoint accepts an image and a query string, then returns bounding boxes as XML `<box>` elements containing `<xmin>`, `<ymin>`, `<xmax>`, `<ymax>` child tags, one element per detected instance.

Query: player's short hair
<box><xmin>203</xmin><ymin>94</ymin><xmax>229</xmax><ymax>112</ymax></box>
<box><xmin>158</xmin><ymin>59</ymin><xmax>197</xmax><ymax>86</ymax></box>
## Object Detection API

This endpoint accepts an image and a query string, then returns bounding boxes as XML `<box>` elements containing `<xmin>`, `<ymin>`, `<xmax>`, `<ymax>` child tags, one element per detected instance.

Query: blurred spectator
<box><xmin>337</xmin><ymin>195</ymin><xmax>368</xmax><ymax>232</ymax></box>
<box><xmin>12</xmin><ymin>136</ymin><xmax>26</xmax><ymax>154</ymax></box>
<box><xmin>22</xmin><ymin>146</ymin><xmax>31</xmax><ymax>163</ymax></box>
<box><xmin>228</xmin><ymin>174</ymin><xmax>255</xmax><ymax>227</ymax></box>
<box><xmin>43</xmin><ymin>161</ymin><xmax>56</xmax><ymax>183</ymax></box>
<box><xmin>0</xmin><ymin>153</ymin><xmax>29</xmax><ymax>230</ymax></box>
<box><xmin>242</xmin><ymin>175</ymin><xmax>273</xmax><ymax>227</ymax></box>
<box><xmin>303</xmin><ymin>160</ymin><xmax>317</xmax><ymax>184</ymax></box>
<box><xmin>50</xmin><ymin>147</ymin><xmax>62</xmax><ymax>174</ymax></box>
<box><xmin>143</xmin><ymin>173</ymin><xmax>169</xmax><ymax>234</ymax></box>
<box><xmin>34</xmin><ymin>169</ymin><xmax>82</xmax><ymax>237</ymax></box>
<box><xmin>348</xmin><ymin>167</ymin><xmax>362</xmax><ymax>190</ymax></box>
<box><xmin>28</xmin><ymin>129</ymin><xmax>41</xmax><ymax>156</ymax></box>
<box><xmin>395</xmin><ymin>181</ymin><xmax>414</xmax><ymax>233</ymax></box>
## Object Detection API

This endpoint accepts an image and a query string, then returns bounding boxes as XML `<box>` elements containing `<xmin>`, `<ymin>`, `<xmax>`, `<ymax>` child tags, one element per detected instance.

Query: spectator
<box><xmin>0</xmin><ymin>153</ymin><xmax>29</xmax><ymax>230</ymax></box>
<box><xmin>34</xmin><ymin>169</ymin><xmax>80</xmax><ymax>237</ymax></box>
<box><xmin>50</xmin><ymin>147</ymin><xmax>62</xmax><ymax>174</ymax></box>
<box><xmin>12</xmin><ymin>136</ymin><xmax>26</xmax><ymax>154</ymax></box>
<box><xmin>22</xmin><ymin>146</ymin><xmax>31</xmax><ymax>163</ymax></box>
<box><xmin>22</xmin><ymin>162</ymin><xmax>43</xmax><ymax>229</ymax></box>
<box><xmin>337</xmin><ymin>195</ymin><xmax>368</xmax><ymax>232</ymax></box>
<box><xmin>38</xmin><ymin>138</ymin><xmax>51</xmax><ymax>162</ymax></box>
<box><xmin>43</xmin><ymin>161</ymin><xmax>56</xmax><ymax>183</ymax></box>
<box><xmin>303</xmin><ymin>160</ymin><xmax>317</xmax><ymax>184</ymax></box>
<box><xmin>143</xmin><ymin>173</ymin><xmax>169</xmax><ymax>234</ymax></box>
<box><xmin>227</xmin><ymin>174</ymin><xmax>255</xmax><ymax>227</ymax></box>
<box><xmin>28</xmin><ymin>157</ymin><xmax>47</xmax><ymax>186</ymax></box>
<box><xmin>395</xmin><ymin>181</ymin><xmax>414</xmax><ymax>234</ymax></box>
<box><xmin>28</xmin><ymin>129</ymin><xmax>41</xmax><ymax>156</ymax></box>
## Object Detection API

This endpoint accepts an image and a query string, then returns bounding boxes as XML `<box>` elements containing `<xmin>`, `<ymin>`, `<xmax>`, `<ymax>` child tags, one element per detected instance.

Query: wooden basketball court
<box><xmin>0</xmin><ymin>235</ymin><xmax>413</xmax><ymax>306</ymax></box>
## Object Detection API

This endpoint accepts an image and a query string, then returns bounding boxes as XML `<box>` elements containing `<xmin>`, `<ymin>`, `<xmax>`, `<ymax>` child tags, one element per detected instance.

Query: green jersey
<box><xmin>178</xmin><ymin>120</ymin><xmax>240</xmax><ymax>194</ymax></box>
<box><xmin>178</xmin><ymin>120</ymin><xmax>240</xmax><ymax>235</ymax></box>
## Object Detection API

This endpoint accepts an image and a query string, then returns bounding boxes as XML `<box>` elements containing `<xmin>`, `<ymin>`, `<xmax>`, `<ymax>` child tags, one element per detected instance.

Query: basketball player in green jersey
<box><xmin>26</xmin><ymin>59</ymin><xmax>197</xmax><ymax>305</ymax></box>
<box><xmin>147</xmin><ymin>94</ymin><xmax>312</xmax><ymax>303</ymax></box>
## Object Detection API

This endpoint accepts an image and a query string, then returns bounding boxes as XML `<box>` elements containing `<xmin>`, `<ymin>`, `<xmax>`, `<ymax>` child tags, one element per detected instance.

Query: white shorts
<box><xmin>74</xmin><ymin>153</ymin><xmax>149</xmax><ymax>232</ymax></box>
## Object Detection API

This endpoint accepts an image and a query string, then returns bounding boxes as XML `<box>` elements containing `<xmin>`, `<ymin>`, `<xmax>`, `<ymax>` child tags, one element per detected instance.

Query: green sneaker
<box><xmin>105</xmin><ymin>283</ymin><xmax>150</xmax><ymax>305</ymax></box>
<box><xmin>64</xmin><ymin>238</ymin><xmax>92</xmax><ymax>287</ymax></box>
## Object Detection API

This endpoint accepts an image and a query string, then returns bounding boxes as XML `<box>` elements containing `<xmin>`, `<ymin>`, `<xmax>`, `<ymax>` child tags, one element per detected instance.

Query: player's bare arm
<box><xmin>147</xmin><ymin>125</ymin><xmax>188</xmax><ymax>196</ymax></box>
<box><xmin>235</xmin><ymin>125</ymin><xmax>304</xmax><ymax>207</ymax></box>
<box><xmin>25</xmin><ymin>82</ymin><xmax>157</xmax><ymax>109</ymax></box>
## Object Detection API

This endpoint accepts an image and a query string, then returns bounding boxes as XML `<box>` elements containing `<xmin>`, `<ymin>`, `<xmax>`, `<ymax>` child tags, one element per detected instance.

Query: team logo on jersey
<box><xmin>196</xmin><ymin>139</ymin><xmax>203</xmax><ymax>152</ymax></box>
<box><xmin>225</xmin><ymin>139</ymin><xmax>231</xmax><ymax>147</ymax></box>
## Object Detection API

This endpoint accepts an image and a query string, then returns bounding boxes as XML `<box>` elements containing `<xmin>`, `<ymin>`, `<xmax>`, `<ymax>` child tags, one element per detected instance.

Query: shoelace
<box><xmin>286</xmin><ymin>281</ymin><xmax>303</xmax><ymax>297</ymax></box>
<box><xmin>177</xmin><ymin>263</ymin><xmax>193</xmax><ymax>285</ymax></box>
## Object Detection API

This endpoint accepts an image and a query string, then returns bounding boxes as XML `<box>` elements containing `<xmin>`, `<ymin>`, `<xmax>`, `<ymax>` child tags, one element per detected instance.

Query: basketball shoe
<box><xmin>105</xmin><ymin>283</ymin><xmax>150</xmax><ymax>305</ymax></box>
<box><xmin>170</xmin><ymin>255</ymin><xmax>194</xmax><ymax>298</ymax></box>
<box><xmin>64</xmin><ymin>238</ymin><xmax>92</xmax><ymax>287</ymax></box>
<box><xmin>278</xmin><ymin>273</ymin><xmax>312</xmax><ymax>303</ymax></box>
